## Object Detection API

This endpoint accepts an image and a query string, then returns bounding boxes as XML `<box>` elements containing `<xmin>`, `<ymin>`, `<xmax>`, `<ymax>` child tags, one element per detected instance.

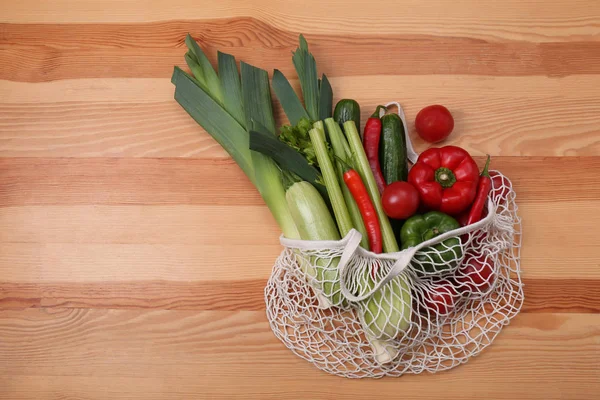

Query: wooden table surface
<box><xmin>1</xmin><ymin>1</ymin><xmax>600</xmax><ymax>399</ymax></box>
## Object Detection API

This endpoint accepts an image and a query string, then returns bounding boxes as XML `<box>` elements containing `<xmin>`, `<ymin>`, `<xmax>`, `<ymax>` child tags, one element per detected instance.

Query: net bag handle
<box><xmin>379</xmin><ymin>101</ymin><xmax>419</xmax><ymax>164</ymax></box>
<box><xmin>339</xmin><ymin>198</ymin><xmax>496</xmax><ymax>302</ymax></box>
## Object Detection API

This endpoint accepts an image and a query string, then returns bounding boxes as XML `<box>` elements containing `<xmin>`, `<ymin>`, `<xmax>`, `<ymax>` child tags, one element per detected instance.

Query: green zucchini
<box><xmin>379</xmin><ymin>113</ymin><xmax>408</xmax><ymax>184</ymax></box>
<box><xmin>333</xmin><ymin>99</ymin><xmax>360</xmax><ymax>131</ymax></box>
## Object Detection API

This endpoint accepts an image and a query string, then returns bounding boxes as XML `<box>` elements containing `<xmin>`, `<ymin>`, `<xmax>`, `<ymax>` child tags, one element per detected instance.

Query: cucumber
<box><xmin>379</xmin><ymin>113</ymin><xmax>408</xmax><ymax>184</ymax></box>
<box><xmin>333</xmin><ymin>99</ymin><xmax>361</xmax><ymax>131</ymax></box>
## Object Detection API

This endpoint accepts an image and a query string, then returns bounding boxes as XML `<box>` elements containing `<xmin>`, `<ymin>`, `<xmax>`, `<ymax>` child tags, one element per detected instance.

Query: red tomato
<box><xmin>456</xmin><ymin>255</ymin><xmax>495</xmax><ymax>293</ymax></box>
<box><xmin>415</xmin><ymin>105</ymin><xmax>454</xmax><ymax>143</ymax></box>
<box><xmin>382</xmin><ymin>181</ymin><xmax>420</xmax><ymax>220</ymax></box>
<box><xmin>423</xmin><ymin>282</ymin><xmax>457</xmax><ymax>315</ymax></box>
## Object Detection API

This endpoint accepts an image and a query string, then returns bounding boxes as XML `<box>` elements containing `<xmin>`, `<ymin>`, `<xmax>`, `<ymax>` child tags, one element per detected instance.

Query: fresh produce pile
<box><xmin>172</xmin><ymin>34</ymin><xmax>523</xmax><ymax>377</ymax></box>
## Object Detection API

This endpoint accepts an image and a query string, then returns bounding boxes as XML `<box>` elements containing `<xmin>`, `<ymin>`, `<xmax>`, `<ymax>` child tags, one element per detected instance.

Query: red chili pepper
<box><xmin>408</xmin><ymin>146</ymin><xmax>479</xmax><ymax>215</ymax></box>
<box><xmin>342</xmin><ymin>168</ymin><xmax>383</xmax><ymax>254</ymax></box>
<box><xmin>466</xmin><ymin>155</ymin><xmax>492</xmax><ymax>226</ymax></box>
<box><xmin>363</xmin><ymin>105</ymin><xmax>387</xmax><ymax>194</ymax></box>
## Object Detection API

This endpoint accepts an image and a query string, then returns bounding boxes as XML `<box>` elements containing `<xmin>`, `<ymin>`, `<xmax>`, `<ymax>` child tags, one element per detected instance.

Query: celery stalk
<box><xmin>309</xmin><ymin>126</ymin><xmax>353</xmax><ymax>238</ymax></box>
<box><xmin>325</xmin><ymin>118</ymin><xmax>369</xmax><ymax>249</ymax></box>
<box><xmin>343</xmin><ymin>121</ymin><xmax>399</xmax><ymax>253</ymax></box>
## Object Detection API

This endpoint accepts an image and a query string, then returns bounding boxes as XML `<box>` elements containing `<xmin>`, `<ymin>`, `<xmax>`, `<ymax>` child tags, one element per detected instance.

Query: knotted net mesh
<box><xmin>265</xmin><ymin>171</ymin><xmax>523</xmax><ymax>378</ymax></box>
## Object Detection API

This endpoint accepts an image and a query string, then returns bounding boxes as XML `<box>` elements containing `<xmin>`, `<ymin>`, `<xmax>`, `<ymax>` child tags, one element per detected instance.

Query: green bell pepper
<box><xmin>401</xmin><ymin>211</ymin><xmax>462</xmax><ymax>273</ymax></box>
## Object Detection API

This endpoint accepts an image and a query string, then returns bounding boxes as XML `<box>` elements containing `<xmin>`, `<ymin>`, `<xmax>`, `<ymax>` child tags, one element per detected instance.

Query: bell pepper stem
<box><xmin>435</xmin><ymin>167</ymin><xmax>457</xmax><ymax>188</ymax></box>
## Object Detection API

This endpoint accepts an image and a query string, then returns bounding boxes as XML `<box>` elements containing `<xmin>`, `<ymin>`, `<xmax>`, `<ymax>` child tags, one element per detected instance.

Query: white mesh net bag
<box><xmin>264</xmin><ymin>103</ymin><xmax>524</xmax><ymax>378</ymax></box>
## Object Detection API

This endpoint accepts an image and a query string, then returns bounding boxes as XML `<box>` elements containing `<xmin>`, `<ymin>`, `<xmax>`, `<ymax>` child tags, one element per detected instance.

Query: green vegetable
<box><xmin>333</xmin><ymin>99</ymin><xmax>361</xmax><ymax>132</ymax></box>
<box><xmin>172</xmin><ymin>67</ymin><xmax>255</xmax><ymax>184</ymax></box>
<box><xmin>380</xmin><ymin>113</ymin><xmax>408</xmax><ymax>184</ymax></box>
<box><xmin>271</xmin><ymin>69</ymin><xmax>309</xmax><ymax>126</ymax></box>
<box><xmin>325</xmin><ymin>118</ymin><xmax>369</xmax><ymax>249</ymax></box>
<box><xmin>292</xmin><ymin>35</ymin><xmax>320</xmax><ymax>121</ymax></box>
<box><xmin>361</xmin><ymin>276</ymin><xmax>412</xmax><ymax>340</ymax></box>
<box><xmin>217</xmin><ymin>51</ymin><xmax>245</xmax><ymax>127</ymax></box>
<box><xmin>286</xmin><ymin>180</ymin><xmax>342</xmax><ymax>304</ymax></box>
<box><xmin>401</xmin><ymin>211</ymin><xmax>462</xmax><ymax>272</ymax></box>
<box><xmin>240</xmin><ymin>61</ymin><xmax>299</xmax><ymax>240</ymax></box>
<box><xmin>171</xmin><ymin>44</ymin><xmax>300</xmax><ymax>240</ymax></box>
<box><xmin>248</xmin><ymin>128</ymin><xmax>328</xmax><ymax>200</ymax></box>
<box><xmin>309</xmin><ymin>125</ymin><xmax>354</xmax><ymax>237</ymax></box>
<box><xmin>286</xmin><ymin>181</ymin><xmax>340</xmax><ymax>242</ymax></box>
<box><xmin>278</xmin><ymin>118</ymin><xmax>318</xmax><ymax>166</ymax></box>
<box><xmin>318</xmin><ymin>75</ymin><xmax>333</xmax><ymax>120</ymax></box>
<box><xmin>184</xmin><ymin>34</ymin><xmax>223</xmax><ymax>105</ymax></box>
<box><xmin>343</xmin><ymin>120</ymin><xmax>399</xmax><ymax>253</ymax></box>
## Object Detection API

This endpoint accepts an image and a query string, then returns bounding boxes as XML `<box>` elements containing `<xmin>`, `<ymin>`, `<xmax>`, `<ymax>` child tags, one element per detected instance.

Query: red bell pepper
<box><xmin>408</xmin><ymin>146</ymin><xmax>479</xmax><ymax>215</ymax></box>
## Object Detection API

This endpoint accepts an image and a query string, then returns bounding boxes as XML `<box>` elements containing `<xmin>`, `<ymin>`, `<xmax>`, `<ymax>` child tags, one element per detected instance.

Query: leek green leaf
<box><xmin>240</xmin><ymin>61</ymin><xmax>299</xmax><ymax>239</ymax></box>
<box><xmin>240</xmin><ymin>62</ymin><xmax>276</xmax><ymax>134</ymax></box>
<box><xmin>171</xmin><ymin>66</ymin><xmax>254</xmax><ymax>184</ymax></box>
<box><xmin>217</xmin><ymin>51</ymin><xmax>245</xmax><ymax>128</ymax></box>
<box><xmin>272</xmin><ymin>69</ymin><xmax>309</xmax><ymax>125</ymax></box>
<box><xmin>184</xmin><ymin>34</ymin><xmax>223</xmax><ymax>105</ymax></box>
<box><xmin>318</xmin><ymin>74</ymin><xmax>333</xmax><ymax>120</ymax></box>
<box><xmin>249</xmin><ymin>129</ymin><xmax>328</xmax><ymax>200</ymax></box>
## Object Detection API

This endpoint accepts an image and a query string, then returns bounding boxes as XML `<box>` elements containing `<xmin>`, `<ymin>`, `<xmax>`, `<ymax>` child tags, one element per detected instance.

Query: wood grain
<box><xmin>2</xmin><ymin>75</ymin><xmax>599</xmax><ymax>157</ymax></box>
<box><xmin>2</xmin><ymin>278</ymin><xmax>600</xmax><ymax>314</ymax></box>
<box><xmin>1</xmin><ymin>0</ymin><xmax>600</xmax><ymax>398</ymax></box>
<box><xmin>3</xmin><ymin>20</ymin><xmax>600</xmax><ymax>82</ymax></box>
<box><xmin>2</xmin><ymin>0</ymin><xmax>600</xmax><ymax>42</ymax></box>
<box><xmin>2</xmin><ymin>157</ymin><xmax>599</xmax><ymax>207</ymax></box>
<box><xmin>0</xmin><ymin>309</ymin><xmax>598</xmax><ymax>399</ymax></box>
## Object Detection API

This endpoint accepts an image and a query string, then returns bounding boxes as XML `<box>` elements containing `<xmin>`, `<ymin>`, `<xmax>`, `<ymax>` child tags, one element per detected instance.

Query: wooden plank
<box><xmin>2</xmin><ymin>75</ymin><xmax>597</xmax><ymax>104</ymax></box>
<box><xmin>0</xmin><ymin>310</ymin><xmax>598</xmax><ymax>399</ymax></box>
<box><xmin>0</xmin><ymin>18</ymin><xmax>600</xmax><ymax>82</ymax></box>
<box><xmin>1</xmin><ymin>157</ymin><xmax>599</xmax><ymax>207</ymax></box>
<box><xmin>1</xmin><ymin>278</ymin><xmax>599</xmax><ymax>313</ymax></box>
<box><xmin>2</xmin><ymin>21</ymin><xmax>600</xmax><ymax>81</ymax></box>
<box><xmin>1</xmin><ymin>1</ymin><xmax>599</xmax><ymax>42</ymax></box>
<box><xmin>0</xmin><ymin>200</ymin><xmax>597</xmax><ymax>280</ymax></box>
<box><xmin>0</xmin><ymin>242</ymin><xmax>281</xmax><ymax>283</ymax></box>
<box><xmin>2</xmin><ymin>76</ymin><xmax>599</xmax><ymax>157</ymax></box>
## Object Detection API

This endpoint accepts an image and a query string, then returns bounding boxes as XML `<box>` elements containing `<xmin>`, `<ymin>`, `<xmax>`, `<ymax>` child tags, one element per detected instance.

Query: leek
<box><xmin>249</xmin><ymin>128</ymin><xmax>329</xmax><ymax>201</ymax></box>
<box><xmin>240</xmin><ymin>62</ymin><xmax>300</xmax><ymax>240</ymax></box>
<box><xmin>343</xmin><ymin>121</ymin><xmax>399</xmax><ymax>253</ymax></box>
<box><xmin>318</xmin><ymin>74</ymin><xmax>333</xmax><ymax>120</ymax></box>
<box><xmin>172</xmin><ymin>67</ymin><xmax>254</xmax><ymax>184</ymax></box>
<box><xmin>184</xmin><ymin>34</ymin><xmax>223</xmax><ymax>105</ymax></box>
<box><xmin>218</xmin><ymin>51</ymin><xmax>245</xmax><ymax>127</ymax></box>
<box><xmin>272</xmin><ymin>70</ymin><xmax>309</xmax><ymax>125</ymax></box>
<box><xmin>292</xmin><ymin>35</ymin><xmax>320</xmax><ymax>121</ymax></box>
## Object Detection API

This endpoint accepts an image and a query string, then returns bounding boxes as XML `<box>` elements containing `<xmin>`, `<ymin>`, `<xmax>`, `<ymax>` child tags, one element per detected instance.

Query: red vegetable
<box><xmin>382</xmin><ymin>181</ymin><xmax>419</xmax><ymax>220</ymax></box>
<box><xmin>363</xmin><ymin>106</ymin><xmax>387</xmax><ymax>193</ymax></box>
<box><xmin>343</xmin><ymin>168</ymin><xmax>383</xmax><ymax>254</ymax></box>
<box><xmin>415</xmin><ymin>105</ymin><xmax>454</xmax><ymax>143</ymax></box>
<box><xmin>465</xmin><ymin>155</ymin><xmax>492</xmax><ymax>226</ymax></box>
<box><xmin>423</xmin><ymin>282</ymin><xmax>457</xmax><ymax>315</ymax></box>
<box><xmin>408</xmin><ymin>146</ymin><xmax>479</xmax><ymax>215</ymax></box>
<box><xmin>456</xmin><ymin>254</ymin><xmax>495</xmax><ymax>293</ymax></box>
